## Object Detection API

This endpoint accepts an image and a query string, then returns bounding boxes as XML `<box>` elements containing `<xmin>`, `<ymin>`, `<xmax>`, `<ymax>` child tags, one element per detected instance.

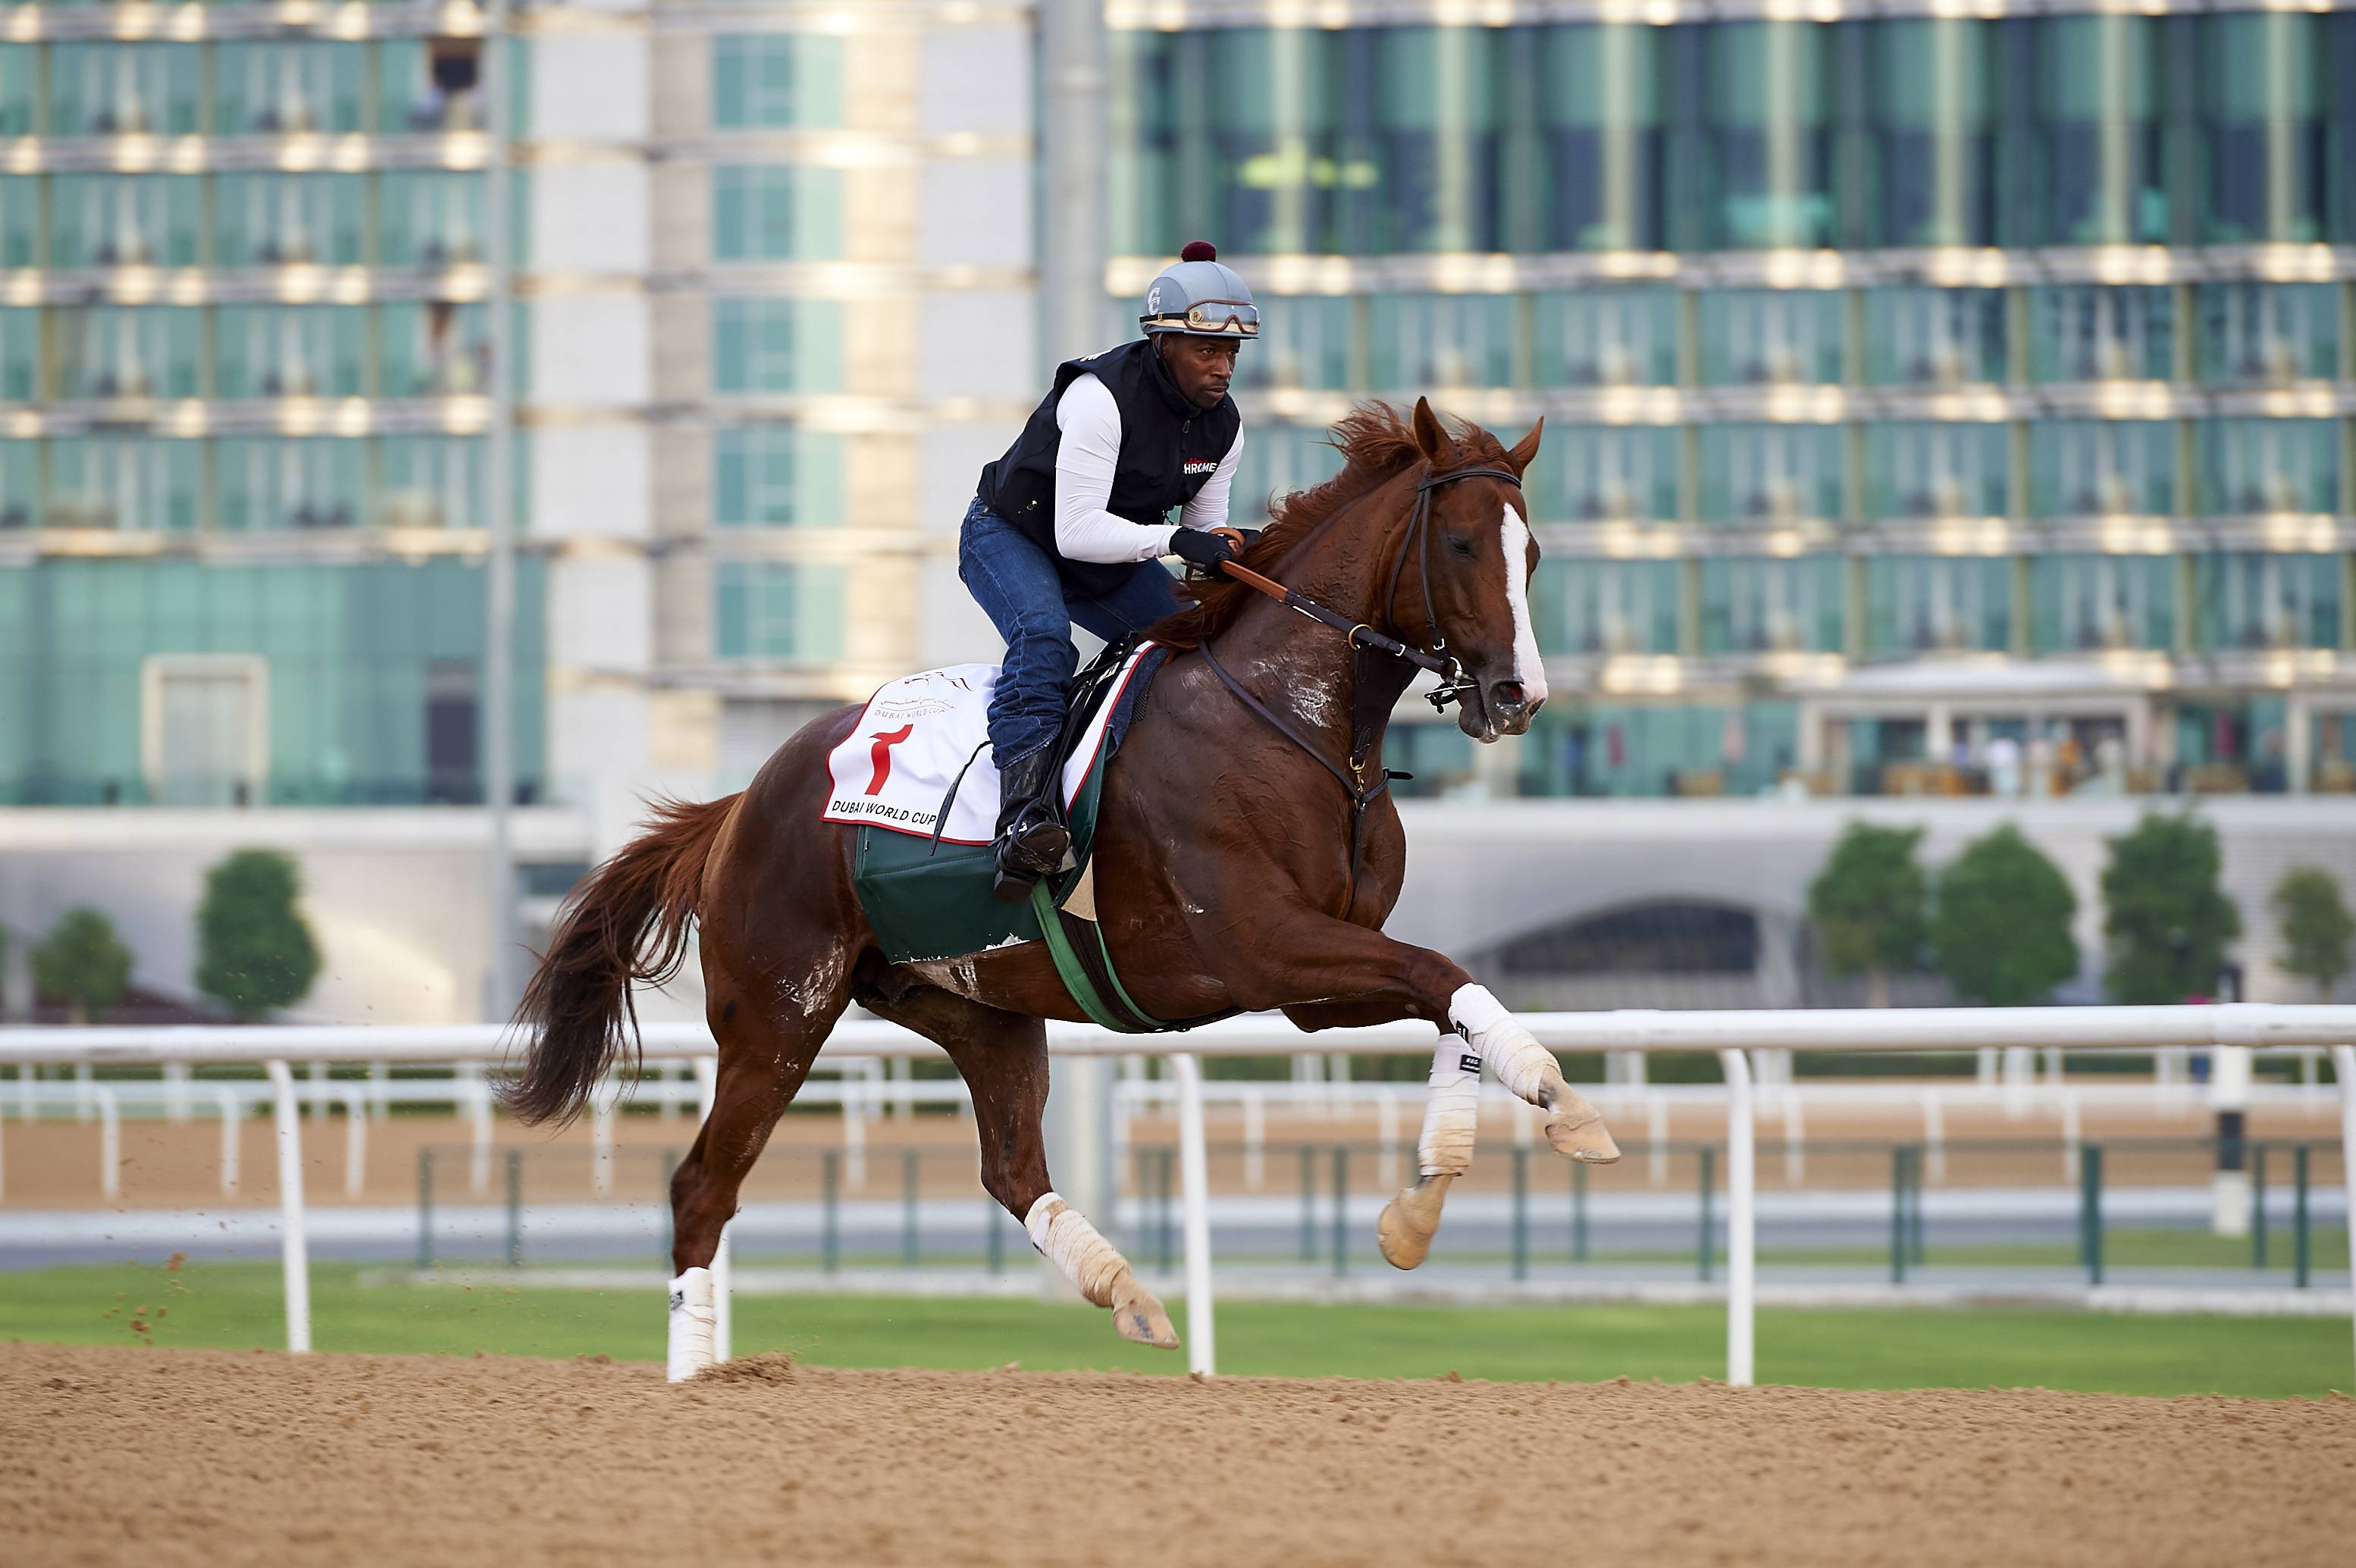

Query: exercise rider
<box><xmin>962</xmin><ymin>240</ymin><xmax>1258</xmax><ymax>901</ymax></box>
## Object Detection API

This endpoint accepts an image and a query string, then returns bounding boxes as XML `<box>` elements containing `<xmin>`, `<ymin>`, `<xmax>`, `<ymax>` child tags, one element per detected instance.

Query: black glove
<box><xmin>1170</xmin><ymin>528</ymin><xmax>1237</xmax><ymax>568</ymax></box>
<box><xmin>1236</xmin><ymin>527</ymin><xmax>1264</xmax><ymax>548</ymax></box>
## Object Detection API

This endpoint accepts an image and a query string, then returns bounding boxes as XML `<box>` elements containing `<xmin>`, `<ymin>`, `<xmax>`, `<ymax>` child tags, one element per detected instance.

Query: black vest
<box><xmin>976</xmin><ymin>338</ymin><xmax>1242</xmax><ymax>596</ymax></box>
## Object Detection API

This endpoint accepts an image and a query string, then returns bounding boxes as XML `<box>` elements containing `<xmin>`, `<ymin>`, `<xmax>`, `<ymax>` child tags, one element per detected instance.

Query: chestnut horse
<box><xmin>503</xmin><ymin>399</ymin><xmax>1621</xmax><ymax>1379</ymax></box>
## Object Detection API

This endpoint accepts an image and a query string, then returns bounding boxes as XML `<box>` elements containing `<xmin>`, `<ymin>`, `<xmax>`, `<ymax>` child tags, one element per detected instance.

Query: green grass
<box><xmin>3</xmin><ymin>1260</ymin><xmax>2349</xmax><ymax>1397</ymax></box>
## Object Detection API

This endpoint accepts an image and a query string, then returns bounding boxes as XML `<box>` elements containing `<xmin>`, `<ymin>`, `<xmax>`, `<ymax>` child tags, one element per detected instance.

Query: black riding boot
<box><xmin>991</xmin><ymin>748</ymin><xmax>1071</xmax><ymax>903</ymax></box>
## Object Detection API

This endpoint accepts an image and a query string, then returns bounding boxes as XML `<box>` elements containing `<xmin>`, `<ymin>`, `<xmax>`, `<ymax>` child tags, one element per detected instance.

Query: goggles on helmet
<box><xmin>1144</xmin><ymin>299</ymin><xmax>1260</xmax><ymax>338</ymax></box>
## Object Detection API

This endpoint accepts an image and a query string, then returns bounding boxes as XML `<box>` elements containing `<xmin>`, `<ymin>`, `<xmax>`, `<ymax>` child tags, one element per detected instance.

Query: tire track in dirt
<box><xmin>4</xmin><ymin>1343</ymin><xmax>2352</xmax><ymax>1566</ymax></box>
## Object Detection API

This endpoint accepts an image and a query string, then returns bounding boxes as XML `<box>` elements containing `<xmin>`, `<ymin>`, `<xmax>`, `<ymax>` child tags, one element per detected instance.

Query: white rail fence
<box><xmin>4</xmin><ymin>1005</ymin><xmax>2354</xmax><ymax>1386</ymax></box>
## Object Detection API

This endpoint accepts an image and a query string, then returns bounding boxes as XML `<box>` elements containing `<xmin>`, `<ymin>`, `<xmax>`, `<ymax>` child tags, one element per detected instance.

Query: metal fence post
<box><xmin>2294</xmin><ymin>1144</ymin><xmax>2311</xmax><ymax>1289</ymax></box>
<box><xmin>1157</xmin><ymin>1147</ymin><xmax>1176</xmax><ymax>1275</ymax></box>
<box><xmin>822</xmin><ymin>1150</ymin><xmax>841</xmax><ymax>1273</ymax></box>
<box><xmin>1170</xmin><ymin>1051</ymin><xmax>1217</xmax><ymax>1379</ymax></box>
<box><xmin>415</xmin><ymin>1147</ymin><xmax>434</xmax><ymax>1272</ymax></box>
<box><xmin>902</xmin><ymin>1147</ymin><xmax>920</xmax><ymax>1269</ymax></box>
<box><xmin>1330</xmin><ymin>1144</ymin><xmax>1349</xmax><ymax>1278</ymax></box>
<box><xmin>1299</xmin><ymin>1145</ymin><xmax>1316</xmax><ymax>1263</ymax></box>
<box><xmin>263</xmin><ymin>1060</ymin><xmax>311</xmax><ymax>1354</ymax></box>
<box><xmin>1571</xmin><ymin>1160</ymin><xmax>1589</xmax><ymax>1263</ymax></box>
<box><xmin>2251</xmin><ymin>1143</ymin><xmax>2268</xmax><ymax>1270</ymax></box>
<box><xmin>1697</xmin><ymin>1144</ymin><xmax>1715</xmax><ymax>1284</ymax></box>
<box><xmin>1511</xmin><ymin>1145</ymin><xmax>1530</xmax><ymax>1282</ymax></box>
<box><xmin>2080</xmin><ymin>1144</ymin><xmax>2104</xmax><ymax>1286</ymax></box>
<box><xmin>504</xmin><ymin>1147</ymin><xmax>523</xmax><ymax>1269</ymax></box>
<box><xmin>1890</xmin><ymin>1145</ymin><xmax>1910</xmax><ymax>1285</ymax></box>
<box><xmin>986</xmin><ymin>1201</ymin><xmax>1006</xmax><ymax>1275</ymax></box>
<box><xmin>1909</xmin><ymin>1144</ymin><xmax>1927</xmax><ymax>1266</ymax></box>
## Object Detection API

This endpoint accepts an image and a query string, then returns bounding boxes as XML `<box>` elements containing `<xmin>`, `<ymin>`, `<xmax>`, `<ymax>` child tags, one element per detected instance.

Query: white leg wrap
<box><xmin>1449</xmin><ymin>983</ymin><xmax>1560</xmax><ymax>1106</ymax></box>
<box><xmin>1024</xmin><ymin>1191</ymin><xmax>1131</xmax><ymax>1308</ymax></box>
<box><xmin>1417</xmin><ymin>1038</ymin><xmax>1482</xmax><ymax>1178</ymax></box>
<box><xmin>666</xmin><ymin>1267</ymin><xmax>716</xmax><ymax>1383</ymax></box>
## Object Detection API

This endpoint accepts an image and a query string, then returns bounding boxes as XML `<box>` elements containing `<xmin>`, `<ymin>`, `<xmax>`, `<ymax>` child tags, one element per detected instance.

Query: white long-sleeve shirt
<box><xmin>1051</xmin><ymin>372</ymin><xmax>1245</xmax><ymax>564</ymax></box>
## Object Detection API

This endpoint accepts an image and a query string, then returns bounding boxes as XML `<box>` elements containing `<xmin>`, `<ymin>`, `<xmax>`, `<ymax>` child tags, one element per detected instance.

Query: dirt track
<box><xmin>5</xmin><ymin>1344</ymin><xmax>2353</xmax><ymax>1566</ymax></box>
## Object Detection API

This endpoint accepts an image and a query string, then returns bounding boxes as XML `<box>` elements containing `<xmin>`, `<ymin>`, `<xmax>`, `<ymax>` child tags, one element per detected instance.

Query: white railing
<box><xmin>3</xmin><ymin>1005</ymin><xmax>2354</xmax><ymax>1385</ymax></box>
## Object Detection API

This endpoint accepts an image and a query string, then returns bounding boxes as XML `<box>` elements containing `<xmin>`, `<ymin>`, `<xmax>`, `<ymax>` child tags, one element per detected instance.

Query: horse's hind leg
<box><xmin>666</xmin><ymin>961</ymin><xmax>847</xmax><ymax>1380</ymax></box>
<box><xmin>864</xmin><ymin>987</ymin><xmax>1178</xmax><ymax>1351</ymax></box>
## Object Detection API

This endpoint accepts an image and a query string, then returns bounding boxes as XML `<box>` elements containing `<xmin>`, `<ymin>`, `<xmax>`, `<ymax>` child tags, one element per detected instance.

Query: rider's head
<box><xmin>1142</xmin><ymin>241</ymin><xmax>1254</xmax><ymax>411</ymax></box>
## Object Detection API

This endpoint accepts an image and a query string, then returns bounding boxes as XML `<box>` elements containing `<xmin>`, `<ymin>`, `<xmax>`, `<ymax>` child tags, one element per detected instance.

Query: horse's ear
<box><xmin>1505</xmin><ymin>417</ymin><xmax>1544</xmax><ymax>477</ymax></box>
<box><xmin>1410</xmin><ymin>397</ymin><xmax>1449</xmax><ymax>462</ymax></box>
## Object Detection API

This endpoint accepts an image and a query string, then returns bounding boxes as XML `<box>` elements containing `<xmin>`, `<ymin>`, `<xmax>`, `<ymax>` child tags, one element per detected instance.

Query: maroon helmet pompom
<box><xmin>1180</xmin><ymin>240</ymin><xmax>1217</xmax><ymax>263</ymax></box>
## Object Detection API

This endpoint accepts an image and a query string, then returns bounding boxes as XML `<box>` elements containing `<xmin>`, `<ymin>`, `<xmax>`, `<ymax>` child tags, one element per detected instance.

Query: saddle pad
<box><xmin>846</xmin><ymin>645</ymin><xmax>1168</xmax><ymax>966</ymax></box>
<box><xmin>821</xmin><ymin>644</ymin><xmax>1158</xmax><ymax>844</ymax></box>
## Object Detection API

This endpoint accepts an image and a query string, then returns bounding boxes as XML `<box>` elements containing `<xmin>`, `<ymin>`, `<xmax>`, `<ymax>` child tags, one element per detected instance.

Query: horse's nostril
<box><xmin>1493</xmin><ymin>681</ymin><xmax>1527</xmax><ymax>709</ymax></box>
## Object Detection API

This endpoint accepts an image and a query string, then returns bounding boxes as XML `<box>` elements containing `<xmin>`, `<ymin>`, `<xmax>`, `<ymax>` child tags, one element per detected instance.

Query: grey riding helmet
<box><xmin>1139</xmin><ymin>240</ymin><xmax>1259</xmax><ymax>339</ymax></box>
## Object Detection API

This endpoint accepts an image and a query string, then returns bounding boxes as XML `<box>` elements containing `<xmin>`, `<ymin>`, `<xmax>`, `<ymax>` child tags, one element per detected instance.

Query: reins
<box><xmin>1195</xmin><ymin>461</ymin><xmax>1524</xmax><ymax>916</ymax></box>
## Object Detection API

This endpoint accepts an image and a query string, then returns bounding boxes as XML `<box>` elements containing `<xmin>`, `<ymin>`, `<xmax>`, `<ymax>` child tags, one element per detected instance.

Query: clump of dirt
<box><xmin>693</xmin><ymin>1352</ymin><xmax>796</xmax><ymax>1385</ymax></box>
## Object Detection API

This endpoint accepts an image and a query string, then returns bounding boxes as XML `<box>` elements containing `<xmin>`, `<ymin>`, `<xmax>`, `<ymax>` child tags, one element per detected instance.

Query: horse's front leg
<box><xmin>1242</xmin><ymin>924</ymin><xmax>1620</xmax><ymax>1269</ymax></box>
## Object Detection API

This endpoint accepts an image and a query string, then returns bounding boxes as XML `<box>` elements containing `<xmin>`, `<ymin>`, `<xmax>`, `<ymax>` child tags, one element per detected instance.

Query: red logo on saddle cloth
<box><xmin>866</xmin><ymin>726</ymin><xmax>913</xmax><ymax>794</ymax></box>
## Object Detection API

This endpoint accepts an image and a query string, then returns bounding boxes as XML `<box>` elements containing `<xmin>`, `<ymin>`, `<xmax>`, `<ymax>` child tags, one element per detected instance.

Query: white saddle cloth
<box><xmin>821</xmin><ymin>643</ymin><xmax>1158</xmax><ymax>844</ymax></box>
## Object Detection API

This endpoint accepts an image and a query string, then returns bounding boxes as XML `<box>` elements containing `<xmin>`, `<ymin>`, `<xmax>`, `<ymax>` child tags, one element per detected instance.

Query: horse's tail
<box><xmin>501</xmin><ymin>793</ymin><xmax>742</xmax><ymax>1127</ymax></box>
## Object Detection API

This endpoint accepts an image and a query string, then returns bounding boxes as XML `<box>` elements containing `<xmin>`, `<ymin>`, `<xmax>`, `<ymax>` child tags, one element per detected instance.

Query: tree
<box><xmin>196</xmin><ymin>850</ymin><xmax>321</xmax><ymax>1020</ymax></box>
<box><xmin>2271</xmin><ymin>866</ymin><xmax>2354</xmax><ymax>1000</ymax></box>
<box><xmin>1931</xmin><ymin>826</ymin><xmax>2079</xmax><ymax>1006</ymax></box>
<box><xmin>2101</xmin><ymin>812</ymin><xmax>2242</xmax><ymax>1003</ymax></box>
<box><xmin>31</xmin><ymin>907</ymin><xmax>133</xmax><ymax>1025</ymax></box>
<box><xmin>1806</xmin><ymin>822</ymin><xmax>1928</xmax><ymax>1007</ymax></box>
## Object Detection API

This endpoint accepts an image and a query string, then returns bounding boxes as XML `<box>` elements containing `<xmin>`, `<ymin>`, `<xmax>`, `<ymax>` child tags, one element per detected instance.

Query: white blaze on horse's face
<box><xmin>1499</xmin><ymin>503</ymin><xmax>1549</xmax><ymax>706</ymax></box>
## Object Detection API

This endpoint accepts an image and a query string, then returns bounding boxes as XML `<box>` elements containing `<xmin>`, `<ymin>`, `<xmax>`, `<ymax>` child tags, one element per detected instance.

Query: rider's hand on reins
<box><xmin>1172</xmin><ymin>528</ymin><xmax>1240</xmax><ymax>570</ymax></box>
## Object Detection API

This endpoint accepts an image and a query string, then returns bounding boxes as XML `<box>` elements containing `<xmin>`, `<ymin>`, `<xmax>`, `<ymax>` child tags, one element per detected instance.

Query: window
<box><xmin>379</xmin><ymin>437</ymin><xmax>484</xmax><ymax>530</ymax></box>
<box><xmin>1524</xmin><ymin>23</ymin><xmax>1668</xmax><ymax>252</ymax></box>
<box><xmin>1545</xmin><ymin>426</ymin><xmax>1679</xmax><ymax>523</ymax></box>
<box><xmin>0</xmin><ymin>44</ymin><xmax>35</xmax><ymax>135</ymax></box>
<box><xmin>2199</xmin><ymin>14</ymin><xmax>2327</xmax><ymax>243</ymax></box>
<box><xmin>1230</xmin><ymin>296</ymin><xmax>1353</xmax><ymax>393</ymax></box>
<box><xmin>380</xmin><ymin>302</ymin><xmax>491</xmax><ymax>396</ymax></box>
<box><xmin>379</xmin><ymin>37</ymin><xmax>488</xmax><ymax>133</ymax></box>
<box><xmin>0</xmin><ymin>440</ymin><xmax>32</xmax><ymax>528</ymax></box>
<box><xmin>713</xmin><ymin>427</ymin><xmax>846</xmax><ymax>528</ymax></box>
<box><xmin>2029</xmin><ymin>555</ymin><xmax>2174</xmax><ymax>652</ymax></box>
<box><xmin>213</xmin><ymin>174</ymin><xmax>365</xmax><ymax>267</ymax></box>
<box><xmin>1699</xmin><ymin>290</ymin><xmax>1844</xmax><ymax>386</ymax></box>
<box><xmin>1699</xmin><ymin>556</ymin><xmax>1844</xmax><ymax>654</ymax></box>
<box><xmin>1533</xmin><ymin>559</ymin><xmax>1680</xmax><ymax>656</ymax></box>
<box><xmin>48</xmin><ymin>44</ymin><xmax>200</xmax><ymax>136</ymax></box>
<box><xmin>44</xmin><ymin>439</ymin><xmax>202</xmax><ymax>532</ymax></box>
<box><xmin>377</xmin><ymin>173</ymin><xmax>487</xmax><ymax>266</ymax></box>
<box><xmin>1366</xmin><ymin>293</ymin><xmax>1515</xmax><ymax>390</ymax></box>
<box><xmin>2029</xmin><ymin>421</ymin><xmax>2175</xmax><ymax>517</ymax></box>
<box><xmin>1863</xmin><ymin>288</ymin><xmax>2006</xmax><ymax>387</ymax></box>
<box><xmin>711</xmin><ymin>300</ymin><xmax>844</xmax><ymax>396</ymax></box>
<box><xmin>0</xmin><ymin>310</ymin><xmax>33</xmax><ymax>402</ymax></box>
<box><xmin>712</xmin><ymin>35</ymin><xmax>845</xmax><ymax>130</ymax></box>
<box><xmin>1231</xmin><ymin>421</ymin><xmax>1346</xmax><ymax>523</ymax></box>
<box><xmin>2197</xmin><ymin>284</ymin><xmax>2339</xmax><ymax>385</ymax></box>
<box><xmin>2030</xmin><ymin>16</ymin><xmax>2167</xmax><ymax>245</ymax></box>
<box><xmin>715</xmin><ymin>562</ymin><xmax>847</xmax><ymax>662</ymax></box>
<box><xmin>1863</xmin><ymin>556</ymin><xmax>2012</xmax><ymax>654</ymax></box>
<box><xmin>1868</xmin><ymin>20</ymin><xmax>1998</xmax><ymax>247</ymax></box>
<box><xmin>215</xmin><ymin>41</ymin><xmax>366</xmax><ymax>134</ymax></box>
<box><xmin>1534</xmin><ymin>288</ymin><xmax>1678</xmax><ymax>388</ymax></box>
<box><xmin>215</xmin><ymin>438</ymin><xmax>364</xmax><ymax>531</ymax></box>
<box><xmin>1863</xmin><ymin>423</ymin><xmax>2010</xmax><ymax>521</ymax></box>
<box><xmin>1373</xmin><ymin>28</ymin><xmax>1505</xmax><ymax>254</ymax></box>
<box><xmin>143</xmin><ymin>655</ymin><xmax>268</xmax><ymax>807</ymax></box>
<box><xmin>2029</xmin><ymin>286</ymin><xmax>2173</xmax><ymax>383</ymax></box>
<box><xmin>0</xmin><ymin>175</ymin><xmax>33</xmax><ymax>269</ymax></box>
<box><xmin>1698</xmin><ymin>424</ymin><xmax>1846</xmax><ymax>524</ymax></box>
<box><xmin>712</xmin><ymin>167</ymin><xmax>844</xmax><ymax>262</ymax></box>
<box><xmin>2198</xmin><ymin>420</ymin><xmax>2340</xmax><ymax>516</ymax></box>
<box><xmin>214</xmin><ymin>307</ymin><xmax>366</xmax><ymax>399</ymax></box>
<box><xmin>55</xmin><ymin>307</ymin><xmax>204</xmax><ymax>400</ymax></box>
<box><xmin>48</xmin><ymin>176</ymin><xmax>202</xmax><ymax>268</ymax></box>
<box><xmin>1699</xmin><ymin>22</ymin><xmax>1836</xmax><ymax>249</ymax></box>
<box><xmin>2191</xmin><ymin>553</ymin><xmax>2341</xmax><ymax>651</ymax></box>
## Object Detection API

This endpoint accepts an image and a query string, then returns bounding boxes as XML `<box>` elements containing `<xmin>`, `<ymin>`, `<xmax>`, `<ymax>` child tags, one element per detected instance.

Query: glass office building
<box><xmin>1108</xmin><ymin>6</ymin><xmax>2356</xmax><ymax>800</ymax></box>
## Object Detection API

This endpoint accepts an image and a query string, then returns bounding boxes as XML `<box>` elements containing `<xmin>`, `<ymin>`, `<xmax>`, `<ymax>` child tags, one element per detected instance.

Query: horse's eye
<box><xmin>1445</xmin><ymin>535</ymin><xmax>1474</xmax><ymax>559</ymax></box>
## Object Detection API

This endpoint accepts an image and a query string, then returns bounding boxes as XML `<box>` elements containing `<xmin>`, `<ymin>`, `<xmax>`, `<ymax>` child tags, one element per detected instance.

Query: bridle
<box><xmin>1192</xmin><ymin>460</ymin><xmax>1524</xmax><ymax>915</ymax></box>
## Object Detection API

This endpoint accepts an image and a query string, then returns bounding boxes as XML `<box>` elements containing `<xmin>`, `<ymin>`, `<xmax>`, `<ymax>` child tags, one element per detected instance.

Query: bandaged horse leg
<box><xmin>1026</xmin><ymin>1191</ymin><xmax>1177</xmax><ymax>1348</ymax></box>
<box><xmin>863</xmin><ymin>985</ymin><xmax>1178</xmax><ymax>1352</ymax></box>
<box><xmin>1449</xmin><ymin>983</ymin><xmax>1620</xmax><ymax>1163</ymax></box>
<box><xmin>1377</xmin><ymin>1037</ymin><xmax>1482</xmax><ymax>1270</ymax></box>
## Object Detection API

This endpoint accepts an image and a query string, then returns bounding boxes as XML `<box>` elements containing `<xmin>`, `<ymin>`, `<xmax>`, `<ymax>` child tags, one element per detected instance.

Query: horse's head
<box><xmin>1402</xmin><ymin>398</ymin><xmax>1546</xmax><ymax>743</ymax></box>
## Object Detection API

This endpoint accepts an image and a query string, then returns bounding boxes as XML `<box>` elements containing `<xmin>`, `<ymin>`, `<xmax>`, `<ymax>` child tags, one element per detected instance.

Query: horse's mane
<box><xmin>1149</xmin><ymin>403</ymin><xmax>1511</xmax><ymax>650</ymax></box>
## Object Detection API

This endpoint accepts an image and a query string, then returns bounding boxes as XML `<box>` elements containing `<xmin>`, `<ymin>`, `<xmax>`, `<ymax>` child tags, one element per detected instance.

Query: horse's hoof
<box><xmin>1111</xmin><ymin>1285</ymin><xmax>1180</xmax><ymax>1350</ymax></box>
<box><xmin>1543</xmin><ymin>1084</ymin><xmax>1621</xmax><ymax>1164</ymax></box>
<box><xmin>1377</xmin><ymin>1174</ymin><xmax>1454</xmax><ymax>1271</ymax></box>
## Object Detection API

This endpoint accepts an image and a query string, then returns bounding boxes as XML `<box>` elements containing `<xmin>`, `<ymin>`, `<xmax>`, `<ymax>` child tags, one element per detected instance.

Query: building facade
<box><xmin>1106</xmin><ymin>3</ymin><xmax>2356</xmax><ymax>803</ymax></box>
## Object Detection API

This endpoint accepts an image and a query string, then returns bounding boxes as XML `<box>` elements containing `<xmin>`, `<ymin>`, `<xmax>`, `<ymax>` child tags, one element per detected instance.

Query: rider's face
<box><xmin>1158</xmin><ymin>334</ymin><xmax>1239</xmax><ymax>409</ymax></box>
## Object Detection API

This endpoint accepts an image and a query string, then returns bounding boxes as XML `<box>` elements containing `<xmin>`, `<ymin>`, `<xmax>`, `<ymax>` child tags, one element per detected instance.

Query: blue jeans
<box><xmin>958</xmin><ymin>496</ymin><xmax>1177</xmax><ymax>768</ymax></box>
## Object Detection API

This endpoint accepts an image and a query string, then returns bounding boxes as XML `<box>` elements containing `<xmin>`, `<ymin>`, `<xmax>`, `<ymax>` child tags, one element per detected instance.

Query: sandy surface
<box><xmin>4</xmin><ymin>1344</ymin><xmax>2353</xmax><ymax>1567</ymax></box>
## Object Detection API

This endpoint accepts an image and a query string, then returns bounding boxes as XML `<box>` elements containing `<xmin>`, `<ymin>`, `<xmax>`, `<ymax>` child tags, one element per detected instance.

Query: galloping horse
<box><xmin>503</xmin><ymin>399</ymin><xmax>1621</xmax><ymax>1376</ymax></box>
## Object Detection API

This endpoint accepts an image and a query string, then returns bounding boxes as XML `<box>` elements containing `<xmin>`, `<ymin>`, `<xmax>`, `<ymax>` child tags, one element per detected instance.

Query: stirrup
<box><xmin>992</xmin><ymin>815</ymin><xmax>1069</xmax><ymax>903</ymax></box>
